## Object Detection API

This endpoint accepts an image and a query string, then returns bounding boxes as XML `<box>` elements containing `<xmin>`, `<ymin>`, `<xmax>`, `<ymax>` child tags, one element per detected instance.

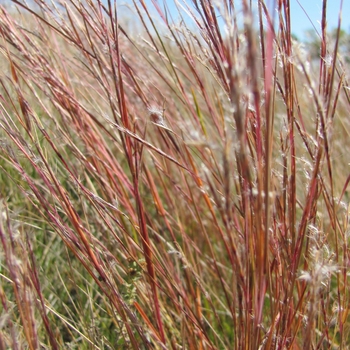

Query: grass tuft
<box><xmin>0</xmin><ymin>0</ymin><xmax>349</xmax><ymax>348</ymax></box>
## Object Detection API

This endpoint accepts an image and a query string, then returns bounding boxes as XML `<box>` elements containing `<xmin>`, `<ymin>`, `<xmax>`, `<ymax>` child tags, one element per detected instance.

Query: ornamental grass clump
<box><xmin>0</xmin><ymin>0</ymin><xmax>349</xmax><ymax>348</ymax></box>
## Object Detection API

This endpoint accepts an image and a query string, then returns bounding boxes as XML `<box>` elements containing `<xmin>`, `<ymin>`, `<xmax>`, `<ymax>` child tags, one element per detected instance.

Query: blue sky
<box><xmin>4</xmin><ymin>0</ymin><xmax>349</xmax><ymax>39</ymax></box>
<box><xmin>120</xmin><ymin>0</ymin><xmax>350</xmax><ymax>41</ymax></box>
<box><xmin>290</xmin><ymin>0</ymin><xmax>350</xmax><ymax>39</ymax></box>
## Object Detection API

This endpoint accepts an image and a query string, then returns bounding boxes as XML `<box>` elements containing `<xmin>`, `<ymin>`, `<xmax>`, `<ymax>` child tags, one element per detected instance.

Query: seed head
<box><xmin>148</xmin><ymin>106</ymin><xmax>165</xmax><ymax>126</ymax></box>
